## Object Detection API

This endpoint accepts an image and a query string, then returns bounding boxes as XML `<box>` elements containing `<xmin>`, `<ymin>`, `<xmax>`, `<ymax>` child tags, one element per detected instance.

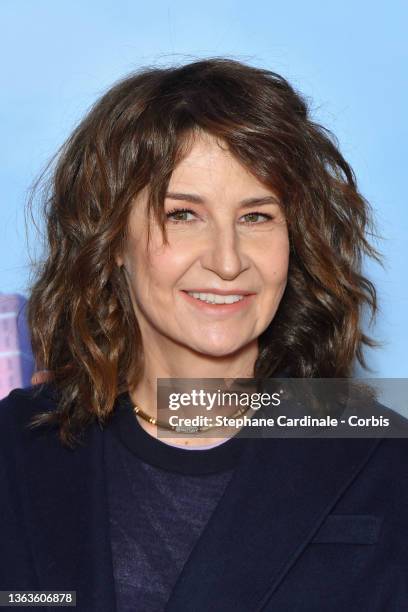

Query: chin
<box><xmin>189</xmin><ymin>340</ymin><xmax>248</xmax><ymax>358</ymax></box>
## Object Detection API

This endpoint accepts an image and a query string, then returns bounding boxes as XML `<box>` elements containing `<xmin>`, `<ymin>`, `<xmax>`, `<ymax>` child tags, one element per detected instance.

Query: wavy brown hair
<box><xmin>26</xmin><ymin>57</ymin><xmax>383</xmax><ymax>448</ymax></box>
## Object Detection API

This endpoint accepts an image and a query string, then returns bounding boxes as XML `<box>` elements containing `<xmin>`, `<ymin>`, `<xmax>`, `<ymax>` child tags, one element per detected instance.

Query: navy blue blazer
<box><xmin>1</xmin><ymin>385</ymin><xmax>408</xmax><ymax>611</ymax></box>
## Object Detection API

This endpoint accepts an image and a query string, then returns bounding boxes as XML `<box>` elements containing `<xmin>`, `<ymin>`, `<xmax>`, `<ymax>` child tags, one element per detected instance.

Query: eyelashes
<box><xmin>165</xmin><ymin>207</ymin><xmax>275</xmax><ymax>225</ymax></box>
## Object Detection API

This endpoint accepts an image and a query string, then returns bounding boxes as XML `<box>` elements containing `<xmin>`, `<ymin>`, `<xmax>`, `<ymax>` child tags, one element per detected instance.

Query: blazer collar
<box><xmin>21</xmin><ymin>397</ymin><xmax>381</xmax><ymax>612</ymax></box>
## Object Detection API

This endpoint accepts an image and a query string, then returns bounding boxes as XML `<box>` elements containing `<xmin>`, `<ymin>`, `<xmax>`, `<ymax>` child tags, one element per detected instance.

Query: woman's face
<box><xmin>118</xmin><ymin>131</ymin><xmax>289</xmax><ymax>358</ymax></box>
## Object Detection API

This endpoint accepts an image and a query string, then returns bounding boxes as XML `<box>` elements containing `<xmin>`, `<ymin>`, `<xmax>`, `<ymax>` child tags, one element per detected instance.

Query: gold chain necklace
<box><xmin>133</xmin><ymin>402</ymin><xmax>252</xmax><ymax>434</ymax></box>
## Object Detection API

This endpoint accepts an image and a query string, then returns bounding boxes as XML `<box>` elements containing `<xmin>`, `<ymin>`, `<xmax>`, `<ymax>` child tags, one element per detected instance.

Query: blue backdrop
<box><xmin>1</xmin><ymin>0</ymin><xmax>406</xmax><ymax>377</ymax></box>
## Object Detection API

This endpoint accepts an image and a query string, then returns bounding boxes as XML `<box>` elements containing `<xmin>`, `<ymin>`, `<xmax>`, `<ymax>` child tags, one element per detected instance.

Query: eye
<box><xmin>165</xmin><ymin>208</ymin><xmax>276</xmax><ymax>225</ymax></box>
<box><xmin>166</xmin><ymin>207</ymin><xmax>197</xmax><ymax>223</ymax></box>
<box><xmin>240</xmin><ymin>212</ymin><xmax>274</xmax><ymax>224</ymax></box>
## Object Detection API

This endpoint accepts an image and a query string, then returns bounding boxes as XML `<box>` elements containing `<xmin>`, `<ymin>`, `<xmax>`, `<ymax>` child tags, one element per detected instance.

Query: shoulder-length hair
<box><xmin>26</xmin><ymin>57</ymin><xmax>383</xmax><ymax>448</ymax></box>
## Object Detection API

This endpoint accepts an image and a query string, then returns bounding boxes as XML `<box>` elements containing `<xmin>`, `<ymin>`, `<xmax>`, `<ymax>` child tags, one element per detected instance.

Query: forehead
<box><xmin>169</xmin><ymin>132</ymin><xmax>273</xmax><ymax>197</ymax></box>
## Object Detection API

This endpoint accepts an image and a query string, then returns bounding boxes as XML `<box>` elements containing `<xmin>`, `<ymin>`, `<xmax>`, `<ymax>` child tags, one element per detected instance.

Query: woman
<box><xmin>1</xmin><ymin>58</ymin><xmax>407</xmax><ymax>611</ymax></box>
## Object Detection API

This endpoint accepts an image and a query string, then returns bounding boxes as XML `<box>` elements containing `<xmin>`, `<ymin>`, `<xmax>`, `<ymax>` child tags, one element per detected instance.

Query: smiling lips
<box><xmin>183</xmin><ymin>288</ymin><xmax>255</xmax><ymax>304</ymax></box>
<box><xmin>186</xmin><ymin>291</ymin><xmax>245</xmax><ymax>304</ymax></box>
<box><xmin>181</xmin><ymin>289</ymin><xmax>256</xmax><ymax>311</ymax></box>
<box><xmin>184</xmin><ymin>289</ymin><xmax>255</xmax><ymax>295</ymax></box>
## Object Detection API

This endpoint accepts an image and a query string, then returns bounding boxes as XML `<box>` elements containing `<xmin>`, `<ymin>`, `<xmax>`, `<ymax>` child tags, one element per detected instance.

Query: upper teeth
<box><xmin>187</xmin><ymin>292</ymin><xmax>245</xmax><ymax>304</ymax></box>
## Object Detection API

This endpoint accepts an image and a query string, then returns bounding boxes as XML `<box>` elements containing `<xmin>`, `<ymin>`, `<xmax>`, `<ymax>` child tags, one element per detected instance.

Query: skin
<box><xmin>116</xmin><ymin>130</ymin><xmax>290</xmax><ymax>446</ymax></box>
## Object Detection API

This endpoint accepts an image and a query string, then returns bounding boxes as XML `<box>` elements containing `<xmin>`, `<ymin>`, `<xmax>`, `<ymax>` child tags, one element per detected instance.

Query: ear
<box><xmin>115</xmin><ymin>254</ymin><xmax>124</xmax><ymax>267</ymax></box>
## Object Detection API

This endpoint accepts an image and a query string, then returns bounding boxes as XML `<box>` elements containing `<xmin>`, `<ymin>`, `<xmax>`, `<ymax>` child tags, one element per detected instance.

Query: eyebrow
<box><xmin>165</xmin><ymin>191</ymin><xmax>280</xmax><ymax>208</ymax></box>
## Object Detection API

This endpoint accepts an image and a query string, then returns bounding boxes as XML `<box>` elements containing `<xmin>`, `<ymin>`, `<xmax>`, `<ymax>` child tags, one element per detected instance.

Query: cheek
<box><xmin>149</xmin><ymin>245</ymin><xmax>192</xmax><ymax>284</ymax></box>
<box><xmin>260</xmin><ymin>242</ymin><xmax>290</xmax><ymax>287</ymax></box>
<box><xmin>137</xmin><ymin>253</ymin><xmax>183</xmax><ymax>298</ymax></box>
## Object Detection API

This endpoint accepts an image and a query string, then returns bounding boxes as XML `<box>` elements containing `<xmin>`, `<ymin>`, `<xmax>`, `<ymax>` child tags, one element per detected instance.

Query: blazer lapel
<box><xmin>165</xmin><ymin>435</ymin><xmax>382</xmax><ymax>612</ymax></box>
<box><xmin>20</xmin><ymin>418</ymin><xmax>116</xmax><ymax>612</ymax></box>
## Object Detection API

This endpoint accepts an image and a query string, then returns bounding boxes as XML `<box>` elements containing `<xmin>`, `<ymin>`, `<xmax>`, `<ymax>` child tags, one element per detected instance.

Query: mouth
<box><xmin>183</xmin><ymin>289</ymin><xmax>254</xmax><ymax>302</ymax></box>
<box><xmin>180</xmin><ymin>290</ymin><xmax>256</xmax><ymax>314</ymax></box>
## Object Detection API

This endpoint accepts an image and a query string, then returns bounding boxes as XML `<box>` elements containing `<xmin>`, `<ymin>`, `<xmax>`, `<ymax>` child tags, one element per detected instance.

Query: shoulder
<box><xmin>0</xmin><ymin>384</ymin><xmax>60</xmax><ymax>447</ymax></box>
<box><xmin>350</xmin><ymin>395</ymin><xmax>408</xmax><ymax>438</ymax></box>
<box><xmin>0</xmin><ymin>383</ymin><xmax>59</xmax><ymax>417</ymax></box>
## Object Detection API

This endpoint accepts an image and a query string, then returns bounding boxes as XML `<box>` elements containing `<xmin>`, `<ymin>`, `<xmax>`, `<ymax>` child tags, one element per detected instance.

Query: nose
<box><xmin>200</xmin><ymin>222</ymin><xmax>249</xmax><ymax>280</ymax></box>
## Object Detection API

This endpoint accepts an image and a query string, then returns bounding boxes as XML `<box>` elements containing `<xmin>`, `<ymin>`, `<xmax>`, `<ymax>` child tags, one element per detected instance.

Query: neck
<box><xmin>128</xmin><ymin>338</ymin><xmax>258</xmax><ymax>448</ymax></box>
